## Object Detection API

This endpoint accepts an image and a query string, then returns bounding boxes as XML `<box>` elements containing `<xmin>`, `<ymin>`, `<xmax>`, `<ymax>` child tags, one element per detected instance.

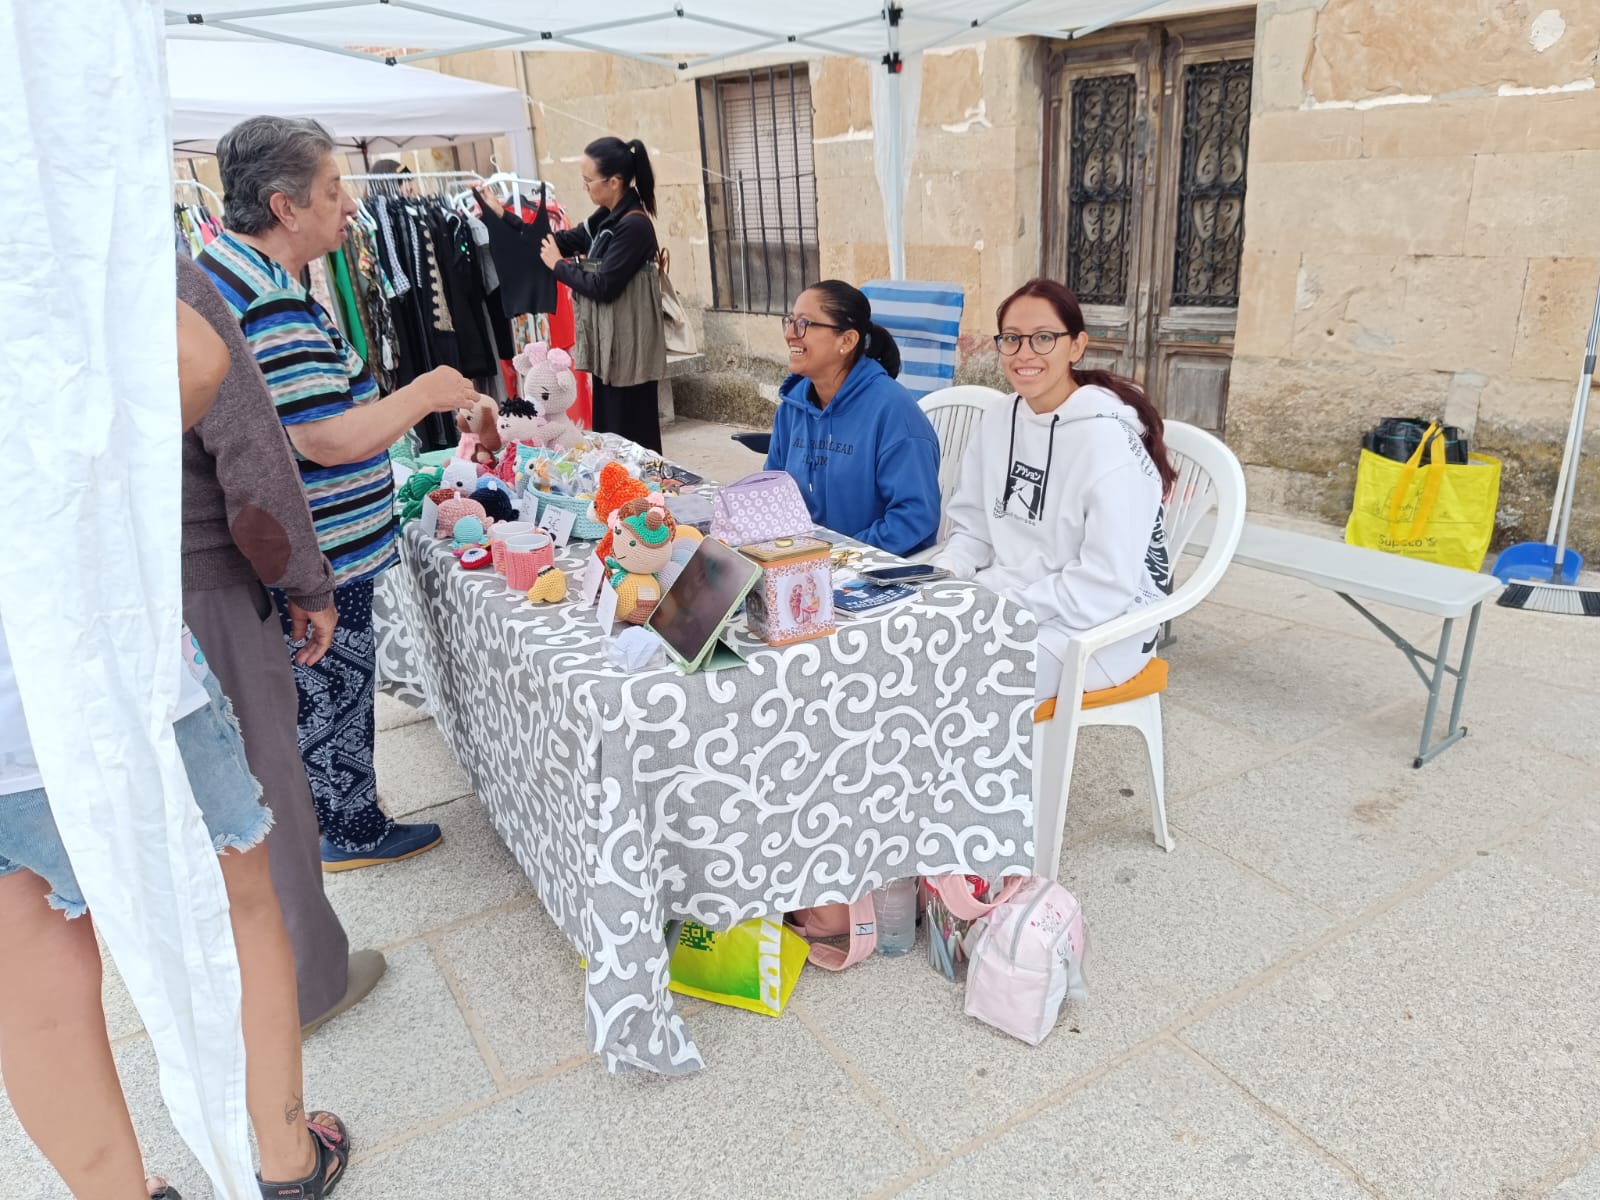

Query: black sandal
<box><xmin>258</xmin><ymin>1111</ymin><xmax>351</xmax><ymax>1199</ymax></box>
<box><xmin>149</xmin><ymin>1184</ymin><xmax>182</xmax><ymax>1200</ymax></box>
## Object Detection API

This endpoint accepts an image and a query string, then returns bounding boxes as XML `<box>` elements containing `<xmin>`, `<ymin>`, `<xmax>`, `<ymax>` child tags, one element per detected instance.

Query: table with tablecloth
<box><xmin>374</xmin><ymin>514</ymin><xmax>1037</xmax><ymax>1074</ymax></box>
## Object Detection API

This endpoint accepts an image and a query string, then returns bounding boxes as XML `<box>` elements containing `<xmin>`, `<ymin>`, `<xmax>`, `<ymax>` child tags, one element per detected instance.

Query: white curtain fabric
<box><xmin>0</xmin><ymin>3</ymin><xmax>255</xmax><ymax>1195</ymax></box>
<box><xmin>870</xmin><ymin>51</ymin><xmax>923</xmax><ymax>281</ymax></box>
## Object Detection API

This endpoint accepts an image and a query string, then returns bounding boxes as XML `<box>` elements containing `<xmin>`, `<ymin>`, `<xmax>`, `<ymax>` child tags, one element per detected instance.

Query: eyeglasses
<box><xmin>994</xmin><ymin>331</ymin><xmax>1070</xmax><ymax>356</ymax></box>
<box><xmin>781</xmin><ymin>315</ymin><xmax>843</xmax><ymax>338</ymax></box>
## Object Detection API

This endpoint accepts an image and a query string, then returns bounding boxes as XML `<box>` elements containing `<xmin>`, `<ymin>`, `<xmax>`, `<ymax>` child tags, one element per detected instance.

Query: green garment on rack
<box><xmin>327</xmin><ymin>248</ymin><xmax>369</xmax><ymax>362</ymax></box>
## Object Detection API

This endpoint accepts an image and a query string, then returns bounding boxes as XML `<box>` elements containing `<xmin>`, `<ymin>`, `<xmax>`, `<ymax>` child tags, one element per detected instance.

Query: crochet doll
<box><xmin>455</xmin><ymin>397</ymin><xmax>503</xmax><ymax>471</ymax></box>
<box><xmin>605</xmin><ymin>497</ymin><xmax>677</xmax><ymax>624</ymax></box>
<box><xmin>589</xmin><ymin>461</ymin><xmax>653</xmax><ymax>566</ymax></box>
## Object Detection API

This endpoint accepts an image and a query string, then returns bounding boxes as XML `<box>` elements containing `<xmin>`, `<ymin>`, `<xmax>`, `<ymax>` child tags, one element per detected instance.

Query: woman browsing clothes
<box><xmin>536</xmin><ymin>135</ymin><xmax>669</xmax><ymax>451</ymax></box>
<box><xmin>933</xmin><ymin>278</ymin><xmax>1175</xmax><ymax>703</ymax></box>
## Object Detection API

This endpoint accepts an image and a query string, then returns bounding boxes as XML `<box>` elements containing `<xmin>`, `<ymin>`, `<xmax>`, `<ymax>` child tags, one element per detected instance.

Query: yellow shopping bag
<box><xmin>668</xmin><ymin>917</ymin><xmax>809</xmax><ymax>1017</ymax></box>
<box><xmin>1345</xmin><ymin>422</ymin><xmax>1501</xmax><ymax>571</ymax></box>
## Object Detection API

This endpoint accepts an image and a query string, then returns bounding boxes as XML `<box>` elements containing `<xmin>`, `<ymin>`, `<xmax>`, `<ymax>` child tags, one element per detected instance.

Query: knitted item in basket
<box><xmin>539</xmin><ymin>490</ymin><xmax>609</xmax><ymax>540</ymax></box>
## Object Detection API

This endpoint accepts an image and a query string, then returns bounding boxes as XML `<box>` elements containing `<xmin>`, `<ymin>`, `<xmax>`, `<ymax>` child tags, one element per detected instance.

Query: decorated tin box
<box><xmin>741</xmin><ymin>536</ymin><xmax>836</xmax><ymax>647</ymax></box>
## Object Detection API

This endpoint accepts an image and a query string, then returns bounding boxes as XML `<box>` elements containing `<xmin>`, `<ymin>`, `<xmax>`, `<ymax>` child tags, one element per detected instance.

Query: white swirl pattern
<box><xmin>376</xmin><ymin>517</ymin><xmax>1037</xmax><ymax>1075</ymax></box>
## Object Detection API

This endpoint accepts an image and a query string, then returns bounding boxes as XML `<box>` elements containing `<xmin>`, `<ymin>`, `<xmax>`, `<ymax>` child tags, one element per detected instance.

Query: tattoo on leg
<box><xmin>285</xmin><ymin>1094</ymin><xmax>305</xmax><ymax>1125</ymax></box>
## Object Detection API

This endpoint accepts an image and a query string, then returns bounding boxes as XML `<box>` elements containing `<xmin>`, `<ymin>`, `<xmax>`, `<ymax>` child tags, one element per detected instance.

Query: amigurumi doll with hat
<box><xmin>605</xmin><ymin>497</ymin><xmax>677</xmax><ymax>624</ymax></box>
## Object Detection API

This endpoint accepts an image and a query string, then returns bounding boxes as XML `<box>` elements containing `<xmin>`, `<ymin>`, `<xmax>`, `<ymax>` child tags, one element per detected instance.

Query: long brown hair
<box><xmin>996</xmin><ymin>278</ymin><xmax>1176</xmax><ymax>491</ymax></box>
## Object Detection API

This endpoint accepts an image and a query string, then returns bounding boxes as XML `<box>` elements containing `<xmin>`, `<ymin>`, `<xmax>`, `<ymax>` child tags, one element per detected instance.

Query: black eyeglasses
<box><xmin>781</xmin><ymin>315</ymin><xmax>843</xmax><ymax>338</ymax></box>
<box><xmin>994</xmin><ymin>331</ymin><xmax>1070</xmax><ymax>356</ymax></box>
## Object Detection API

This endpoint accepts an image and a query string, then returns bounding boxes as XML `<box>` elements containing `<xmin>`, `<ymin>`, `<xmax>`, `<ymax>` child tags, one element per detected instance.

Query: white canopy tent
<box><xmin>166</xmin><ymin>0</ymin><xmax>1241</xmax><ymax>278</ymax></box>
<box><xmin>166</xmin><ymin>37</ymin><xmax>537</xmax><ymax>175</ymax></box>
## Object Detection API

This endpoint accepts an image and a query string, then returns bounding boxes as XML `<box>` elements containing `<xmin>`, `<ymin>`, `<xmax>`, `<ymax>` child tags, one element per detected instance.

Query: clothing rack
<box><xmin>342</xmin><ymin>170</ymin><xmax>484</xmax><ymax>198</ymax></box>
<box><xmin>174</xmin><ymin>178</ymin><xmax>222</xmax><ymax>209</ymax></box>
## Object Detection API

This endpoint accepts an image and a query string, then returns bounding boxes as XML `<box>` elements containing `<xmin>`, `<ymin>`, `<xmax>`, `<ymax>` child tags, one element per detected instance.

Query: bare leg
<box><xmin>217</xmin><ymin>841</ymin><xmax>317</xmax><ymax>1183</ymax></box>
<box><xmin>0</xmin><ymin>870</ymin><xmax>147</xmax><ymax>1199</ymax></box>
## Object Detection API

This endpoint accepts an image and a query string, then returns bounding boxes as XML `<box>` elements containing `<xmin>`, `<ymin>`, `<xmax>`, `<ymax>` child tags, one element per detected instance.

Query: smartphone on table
<box><xmin>858</xmin><ymin>563</ymin><xmax>951</xmax><ymax>587</ymax></box>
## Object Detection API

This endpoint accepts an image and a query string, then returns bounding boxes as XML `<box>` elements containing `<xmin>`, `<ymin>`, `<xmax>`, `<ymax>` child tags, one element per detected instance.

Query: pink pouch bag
<box><xmin>786</xmin><ymin>896</ymin><xmax>876</xmax><ymax>971</ymax></box>
<box><xmin>956</xmin><ymin>876</ymin><xmax>1088</xmax><ymax>1046</ymax></box>
<box><xmin>711</xmin><ymin>470</ymin><xmax>813</xmax><ymax>546</ymax></box>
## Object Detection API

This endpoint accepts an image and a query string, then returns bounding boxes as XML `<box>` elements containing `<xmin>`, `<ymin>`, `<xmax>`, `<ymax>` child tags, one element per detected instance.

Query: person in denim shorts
<box><xmin>0</xmin><ymin>300</ymin><xmax>351</xmax><ymax>1200</ymax></box>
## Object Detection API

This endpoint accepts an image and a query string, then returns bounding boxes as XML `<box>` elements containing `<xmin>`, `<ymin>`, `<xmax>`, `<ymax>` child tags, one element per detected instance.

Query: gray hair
<box><xmin>217</xmin><ymin>116</ymin><xmax>336</xmax><ymax>235</ymax></box>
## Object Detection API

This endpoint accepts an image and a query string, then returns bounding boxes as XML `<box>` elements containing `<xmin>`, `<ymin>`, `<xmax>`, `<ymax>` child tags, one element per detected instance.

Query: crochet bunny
<box><xmin>503</xmin><ymin>342</ymin><xmax>583</xmax><ymax>452</ymax></box>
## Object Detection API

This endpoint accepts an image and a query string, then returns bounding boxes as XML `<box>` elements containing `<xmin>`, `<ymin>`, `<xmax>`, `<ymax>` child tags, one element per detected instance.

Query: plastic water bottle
<box><xmin>873</xmin><ymin>876</ymin><xmax>918</xmax><ymax>956</ymax></box>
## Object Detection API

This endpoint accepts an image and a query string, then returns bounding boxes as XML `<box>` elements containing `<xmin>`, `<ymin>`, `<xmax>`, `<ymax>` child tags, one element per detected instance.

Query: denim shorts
<box><xmin>0</xmin><ymin>674</ymin><xmax>273</xmax><ymax>918</ymax></box>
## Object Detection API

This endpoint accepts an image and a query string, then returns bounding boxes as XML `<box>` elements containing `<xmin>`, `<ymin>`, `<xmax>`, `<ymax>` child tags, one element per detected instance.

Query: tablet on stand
<box><xmin>645</xmin><ymin>539</ymin><xmax>764</xmax><ymax>674</ymax></box>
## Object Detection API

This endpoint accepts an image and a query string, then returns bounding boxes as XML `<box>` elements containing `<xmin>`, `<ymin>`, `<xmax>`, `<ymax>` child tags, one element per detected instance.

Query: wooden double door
<box><xmin>1044</xmin><ymin>14</ymin><xmax>1256</xmax><ymax>432</ymax></box>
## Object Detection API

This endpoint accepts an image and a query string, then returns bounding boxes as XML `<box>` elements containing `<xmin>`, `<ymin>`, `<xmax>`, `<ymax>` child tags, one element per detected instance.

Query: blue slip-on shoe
<box><xmin>321</xmin><ymin>822</ymin><xmax>443</xmax><ymax>873</ymax></box>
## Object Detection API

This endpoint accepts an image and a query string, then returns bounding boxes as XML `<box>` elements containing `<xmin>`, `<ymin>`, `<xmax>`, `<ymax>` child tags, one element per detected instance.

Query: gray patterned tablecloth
<box><xmin>376</xmin><ymin>519</ymin><xmax>1036</xmax><ymax>1074</ymax></box>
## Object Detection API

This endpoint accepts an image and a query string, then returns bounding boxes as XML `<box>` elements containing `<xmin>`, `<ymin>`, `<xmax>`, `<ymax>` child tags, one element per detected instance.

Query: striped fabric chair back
<box><xmin>861</xmin><ymin>280</ymin><xmax>966</xmax><ymax>400</ymax></box>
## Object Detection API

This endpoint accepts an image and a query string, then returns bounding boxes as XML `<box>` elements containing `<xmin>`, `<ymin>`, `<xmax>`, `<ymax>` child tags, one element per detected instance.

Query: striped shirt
<box><xmin>199</xmin><ymin>231</ymin><xmax>398</xmax><ymax>587</ymax></box>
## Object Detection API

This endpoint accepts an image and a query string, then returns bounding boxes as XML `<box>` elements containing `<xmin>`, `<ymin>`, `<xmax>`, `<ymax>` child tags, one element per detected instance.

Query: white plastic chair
<box><xmin>917</xmin><ymin>385</ymin><xmax>1006</xmax><ymax>546</ymax></box>
<box><xmin>1031</xmin><ymin>421</ymin><xmax>1247</xmax><ymax>879</ymax></box>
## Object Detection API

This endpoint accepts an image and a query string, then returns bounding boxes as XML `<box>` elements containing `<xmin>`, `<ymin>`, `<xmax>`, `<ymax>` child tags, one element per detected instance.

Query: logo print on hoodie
<box><xmin>999</xmin><ymin>459</ymin><xmax>1048</xmax><ymax>522</ymax></box>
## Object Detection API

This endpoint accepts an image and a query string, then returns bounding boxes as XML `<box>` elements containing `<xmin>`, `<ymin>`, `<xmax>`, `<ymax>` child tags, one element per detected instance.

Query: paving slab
<box><xmin>335</xmin><ymin>1001</ymin><xmax>921</xmax><ymax>1200</ymax></box>
<box><xmin>798</xmin><ymin>833</ymin><xmax>1333</xmax><ymax>1153</ymax></box>
<box><xmin>1163</xmin><ymin>624</ymin><xmax>1418</xmax><ymax>749</ymax></box>
<box><xmin>1184</xmin><ymin>856</ymin><xmax>1600</xmax><ymax>1200</ymax></box>
<box><xmin>323</xmin><ymin>796</ymin><xmax>530</xmax><ymax>948</ymax></box>
<box><xmin>374</xmin><ymin>690</ymin><xmax>430</xmax><ymax>732</ymax></box>
<box><xmin>894</xmin><ymin>1041</ymin><xmax>1372</xmax><ymax>1200</ymax></box>
<box><xmin>1507</xmin><ymin>800</ymin><xmax>1600</xmax><ymax>897</ymax></box>
<box><xmin>433</xmin><ymin>902</ymin><xmax>591</xmax><ymax>1082</ymax></box>
<box><xmin>1177</xmin><ymin>730</ymin><xmax>1557</xmax><ymax>918</ymax></box>
<box><xmin>300</xmin><ymin>941</ymin><xmax>498</xmax><ymax>1147</ymax></box>
<box><xmin>663</xmin><ymin>417</ymin><xmax>767</xmax><ymax>486</ymax></box>
<box><xmin>374</xmin><ymin>717</ymin><xmax>473</xmax><ymax>818</ymax></box>
<box><xmin>1552</xmin><ymin>1151</ymin><xmax>1600</xmax><ymax>1197</ymax></box>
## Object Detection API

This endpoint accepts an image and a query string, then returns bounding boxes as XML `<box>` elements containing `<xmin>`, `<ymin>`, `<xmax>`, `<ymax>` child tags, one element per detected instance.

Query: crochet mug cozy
<box><xmin>504</xmin><ymin>532</ymin><xmax>556</xmax><ymax>590</ymax></box>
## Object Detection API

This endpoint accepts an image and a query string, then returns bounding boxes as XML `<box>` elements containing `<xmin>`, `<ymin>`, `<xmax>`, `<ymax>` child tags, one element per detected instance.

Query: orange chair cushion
<box><xmin>1032</xmin><ymin>657</ymin><xmax>1169</xmax><ymax>723</ymax></box>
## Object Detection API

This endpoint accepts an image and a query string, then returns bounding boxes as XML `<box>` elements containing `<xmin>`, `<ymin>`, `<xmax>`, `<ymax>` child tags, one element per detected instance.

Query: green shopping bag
<box><xmin>1345</xmin><ymin>422</ymin><xmax>1501</xmax><ymax>571</ymax></box>
<box><xmin>668</xmin><ymin>916</ymin><xmax>808</xmax><ymax>1017</ymax></box>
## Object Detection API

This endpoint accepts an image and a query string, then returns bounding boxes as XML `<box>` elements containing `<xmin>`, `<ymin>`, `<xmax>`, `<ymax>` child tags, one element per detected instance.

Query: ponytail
<box><xmin>997</xmin><ymin>278</ymin><xmax>1177</xmax><ymax>491</ymax></box>
<box><xmin>804</xmin><ymin>280</ymin><xmax>903</xmax><ymax>377</ymax></box>
<box><xmin>862</xmin><ymin>320</ymin><xmax>901</xmax><ymax>377</ymax></box>
<box><xmin>584</xmin><ymin>135</ymin><xmax>657</xmax><ymax>216</ymax></box>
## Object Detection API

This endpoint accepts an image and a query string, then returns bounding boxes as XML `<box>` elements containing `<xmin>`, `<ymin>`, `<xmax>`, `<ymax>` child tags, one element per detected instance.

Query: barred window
<box><xmin>697</xmin><ymin>66</ymin><xmax>819</xmax><ymax>315</ymax></box>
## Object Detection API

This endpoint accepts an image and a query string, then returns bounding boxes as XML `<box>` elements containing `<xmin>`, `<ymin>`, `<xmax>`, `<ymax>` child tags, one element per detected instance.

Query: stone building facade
<box><xmin>422</xmin><ymin>0</ymin><xmax>1596</xmax><ymax>548</ymax></box>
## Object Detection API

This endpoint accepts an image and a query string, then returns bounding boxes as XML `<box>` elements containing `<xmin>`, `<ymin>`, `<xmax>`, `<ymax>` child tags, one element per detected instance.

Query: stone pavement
<box><xmin>3</xmin><ymin>419</ymin><xmax>1598</xmax><ymax>1199</ymax></box>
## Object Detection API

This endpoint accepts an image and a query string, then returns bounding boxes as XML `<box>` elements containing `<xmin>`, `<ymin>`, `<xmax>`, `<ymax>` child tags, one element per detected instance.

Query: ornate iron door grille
<box><xmin>1066</xmin><ymin>73</ymin><xmax>1137</xmax><ymax>307</ymax></box>
<box><xmin>1172</xmin><ymin>58</ymin><xmax>1252</xmax><ymax>308</ymax></box>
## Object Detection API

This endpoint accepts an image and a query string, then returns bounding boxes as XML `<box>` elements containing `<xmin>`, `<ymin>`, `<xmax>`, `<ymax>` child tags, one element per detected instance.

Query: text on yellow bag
<box><xmin>1344</xmin><ymin>422</ymin><xmax>1501</xmax><ymax>571</ymax></box>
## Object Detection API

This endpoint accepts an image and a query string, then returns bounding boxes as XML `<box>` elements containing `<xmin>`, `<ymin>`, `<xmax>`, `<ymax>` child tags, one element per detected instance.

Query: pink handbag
<box><xmin>786</xmin><ymin>896</ymin><xmax>876</xmax><ymax>971</ymax></box>
<box><xmin>711</xmin><ymin>470</ymin><xmax>813</xmax><ymax>546</ymax></box>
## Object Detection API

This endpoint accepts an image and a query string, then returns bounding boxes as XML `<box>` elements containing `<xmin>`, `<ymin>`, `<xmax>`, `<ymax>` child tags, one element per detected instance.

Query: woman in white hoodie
<box><xmin>935</xmin><ymin>278</ymin><xmax>1176</xmax><ymax>702</ymax></box>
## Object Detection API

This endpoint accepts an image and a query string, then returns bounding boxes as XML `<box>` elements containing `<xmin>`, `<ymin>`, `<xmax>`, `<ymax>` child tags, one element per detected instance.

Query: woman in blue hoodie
<box><xmin>765</xmin><ymin>281</ymin><xmax>942</xmax><ymax>556</ymax></box>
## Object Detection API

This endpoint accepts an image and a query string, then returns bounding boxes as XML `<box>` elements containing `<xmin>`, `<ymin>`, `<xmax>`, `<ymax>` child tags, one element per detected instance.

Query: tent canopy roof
<box><xmin>167</xmin><ymin>37</ymin><xmax>529</xmax><ymax>151</ymax></box>
<box><xmin>167</xmin><ymin>1</ymin><xmax>1245</xmax><ymax>70</ymax></box>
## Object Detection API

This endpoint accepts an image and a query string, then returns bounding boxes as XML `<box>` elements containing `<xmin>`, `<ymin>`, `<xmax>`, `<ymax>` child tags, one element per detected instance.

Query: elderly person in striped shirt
<box><xmin>200</xmin><ymin>116</ymin><xmax>475</xmax><ymax>872</ymax></box>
